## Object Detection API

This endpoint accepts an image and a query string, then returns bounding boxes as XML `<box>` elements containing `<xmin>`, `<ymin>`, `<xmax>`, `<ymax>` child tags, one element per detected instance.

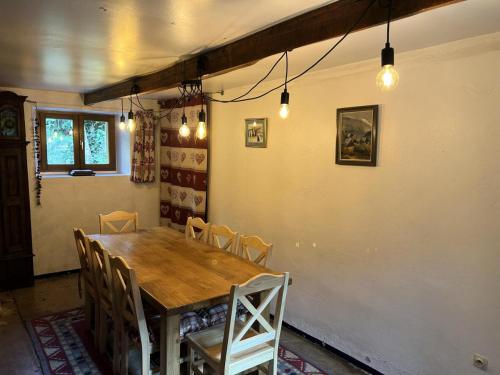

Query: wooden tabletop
<box><xmin>88</xmin><ymin>226</ymin><xmax>282</xmax><ymax>315</ymax></box>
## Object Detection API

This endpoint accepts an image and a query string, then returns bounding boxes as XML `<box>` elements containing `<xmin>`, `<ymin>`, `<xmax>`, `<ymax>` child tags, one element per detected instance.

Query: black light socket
<box><xmin>120</xmin><ymin>114</ymin><xmax>126</xmax><ymax>123</ymax></box>
<box><xmin>381</xmin><ymin>42</ymin><xmax>394</xmax><ymax>67</ymax></box>
<box><xmin>181</xmin><ymin>114</ymin><xmax>188</xmax><ymax>125</ymax></box>
<box><xmin>128</xmin><ymin>110</ymin><xmax>134</xmax><ymax>120</ymax></box>
<box><xmin>280</xmin><ymin>89</ymin><xmax>290</xmax><ymax>105</ymax></box>
<box><xmin>198</xmin><ymin>109</ymin><xmax>206</xmax><ymax>123</ymax></box>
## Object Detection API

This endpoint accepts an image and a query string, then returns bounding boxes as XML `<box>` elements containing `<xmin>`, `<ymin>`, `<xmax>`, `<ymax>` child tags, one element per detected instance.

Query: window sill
<box><xmin>41</xmin><ymin>172</ymin><xmax>130</xmax><ymax>179</ymax></box>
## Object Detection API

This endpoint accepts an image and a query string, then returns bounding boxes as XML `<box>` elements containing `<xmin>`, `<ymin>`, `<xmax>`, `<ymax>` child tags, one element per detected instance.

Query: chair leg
<box><xmin>267</xmin><ymin>358</ymin><xmax>277</xmax><ymax>375</ymax></box>
<box><xmin>141</xmin><ymin>342</ymin><xmax>151</xmax><ymax>375</ymax></box>
<box><xmin>98</xmin><ymin>308</ymin><xmax>108</xmax><ymax>354</ymax></box>
<box><xmin>113</xmin><ymin>323</ymin><xmax>121</xmax><ymax>374</ymax></box>
<box><xmin>93</xmin><ymin>301</ymin><xmax>101</xmax><ymax>349</ymax></box>
<box><xmin>189</xmin><ymin>346</ymin><xmax>195</xmax><ymax>375</ymax></box>
<box><xmin>83</xmin><ymin>292</ymin><xmax>92</xmax><ymax>331</ymax></box>
<box><xmin>120</xmin><ymin>333</ymin><xmax>129</xmax><ymax>375</ymax></box>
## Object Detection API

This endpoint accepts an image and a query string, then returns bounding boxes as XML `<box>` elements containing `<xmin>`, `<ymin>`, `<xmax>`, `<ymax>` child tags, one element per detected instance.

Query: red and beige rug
<box><xmin>27</xmin><ymin>308</ymin><xmax>327</xmax><ymax>375</ymax></box>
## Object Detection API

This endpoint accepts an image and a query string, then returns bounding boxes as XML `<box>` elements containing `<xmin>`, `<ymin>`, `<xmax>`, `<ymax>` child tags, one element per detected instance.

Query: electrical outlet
<box><xmin>295</xmin><ymin>241</ymin><xmax>300</xmax><ymax>248</ymax></box>
<box><xmin>473</xmin><ymin>354</ymin><xmax>488</xmax><ymax>371</ymax></box>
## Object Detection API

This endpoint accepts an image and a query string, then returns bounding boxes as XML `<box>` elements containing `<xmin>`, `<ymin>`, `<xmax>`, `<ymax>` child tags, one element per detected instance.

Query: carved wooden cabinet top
<box><xmin>0</xmin><ymin>91</ymin><xmax>27</xmax><ymax>142</ymax></box>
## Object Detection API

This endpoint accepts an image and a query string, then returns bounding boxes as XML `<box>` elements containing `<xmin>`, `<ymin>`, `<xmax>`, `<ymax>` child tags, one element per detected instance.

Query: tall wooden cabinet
<box><xmin>0</xmin><ymin>91</ymin><xmax>34</xmax><ymax>289</ymax></box>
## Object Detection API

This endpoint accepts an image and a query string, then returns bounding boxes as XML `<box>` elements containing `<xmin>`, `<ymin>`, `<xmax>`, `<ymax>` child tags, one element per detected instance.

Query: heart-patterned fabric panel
<box><xmin>159</xmin><ymin>103</ymin><xmax>208</xmax><ymax>229</ymax></box>
<box><xmin>160</xmin><ymin>147</ymin><xmax>207</xmax><ymax>171</ymax></box>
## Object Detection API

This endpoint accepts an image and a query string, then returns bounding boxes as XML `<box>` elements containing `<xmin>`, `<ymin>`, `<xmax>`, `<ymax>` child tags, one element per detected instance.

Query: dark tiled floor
<box><xmin>0</xmin><ymin>273</ymin><xmax>366</xmax><ymax>375</ymax></box>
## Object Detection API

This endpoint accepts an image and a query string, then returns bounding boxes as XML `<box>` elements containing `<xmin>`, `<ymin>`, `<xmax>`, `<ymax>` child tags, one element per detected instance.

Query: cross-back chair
<box><xmin>110</xmin><ymin>255</ymin><xmax>156</xmax><ymax>375</ymax></box>
<box><xmin>73</xmin><ymin>228</ymin><xmax>98</xmax><ymax>332</ymax></box>
<box><xmin>209</xmin><ymin>225</ymin><xmax>239</xmax><ymax>254</ymax></box>
<box><xmin>88</xmin><ymin>239</ymin><xmax>114</xmax><ymax>354</ymax></box>
<box><xmin>187</xmin><ymin>272</ymin><xmax>290</xmax><ymax>375</ymax></box>
<box><xmin>185</xmin><ymin>216</ymin><xmax>210</xmax><ymax>242</ymax></box>
<box><xmin>238</xmin><ymin>235</ymin><xmax>273</xmax><ymax>267</ymax></box>
<box><xmin>99</xmin><ymin>211</ymin><xmax>139</xmax><ymax>234</ymax></box>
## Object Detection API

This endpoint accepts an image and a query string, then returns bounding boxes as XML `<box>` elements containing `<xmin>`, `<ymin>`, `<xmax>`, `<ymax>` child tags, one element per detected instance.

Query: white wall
<box><xmin>0</xmin><ymin>87</ymin><xmax>161</xmax><ymax>275</ymax></box>
<box><xmin>208</xmin><ymin>33</ymin><xmax>500</xmax><ymax>375</ymax></box>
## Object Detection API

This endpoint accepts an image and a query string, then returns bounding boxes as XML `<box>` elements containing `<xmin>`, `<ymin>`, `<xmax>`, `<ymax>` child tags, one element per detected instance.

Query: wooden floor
<box><xmin>0</xmin><ymin>273</ymin><xmax>366</xmax><ymax>375</ymax></box>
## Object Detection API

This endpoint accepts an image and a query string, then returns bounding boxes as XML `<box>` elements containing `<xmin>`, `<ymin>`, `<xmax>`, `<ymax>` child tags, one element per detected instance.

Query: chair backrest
<box><xmin>220</xmin><ymin>273</ymin><xmax>290</xmax><ymax>373</ymax></box>
<box><xmin>109</xmin><ymin>256</ymin><xmax>150</xmax><ymax>360</ymax></box>
<box><xmin>73</xmin><ymin>228</ymin><xmax>93</xmax><ymax>284</ymax></box>
<box><xmin>99</xmin><ymin>211</ymin><xmax>139</xmax><ymax>234</ymax></box>
<box><xmin>239</xmin><ymin>235</ymin><xmax>273</xmax><ymax>267</ymax></box>
<box><xmin>88</xmin><ymin>239</ymin><xmax>113</xmax><ymax>306</ymax></box>
<box><xmin>209</xmin><ymin>224</ymin><xmax>239</xmax><ymax>254</ymax></box>
<box><xmin>185</xmin><ymin>216</ymin><xmax>210</xmax><ymax>242</ymax></box>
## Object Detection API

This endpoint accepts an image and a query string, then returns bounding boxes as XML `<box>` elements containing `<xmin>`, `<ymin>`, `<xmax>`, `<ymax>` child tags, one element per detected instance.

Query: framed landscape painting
<box><xmin>245</xmin><ymin>118</ymin><xmax>268</xmax><ymax>148</ymax></box>
<box><xmin>336</xmin><ymin>105</ymin><xmax>379</xmax><ymax>166</ymax></box>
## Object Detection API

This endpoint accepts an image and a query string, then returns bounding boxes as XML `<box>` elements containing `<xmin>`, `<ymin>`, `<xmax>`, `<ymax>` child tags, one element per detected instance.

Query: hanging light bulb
<box><xmin>119</xmin><ymin>114</ymin><xmax>126</xmax><ymax>130</ymax></box>
<box><xmin>127</xmin><ymin>109</ymin><xmax>135</xmax><ymax>132</ymax></box>
<box><xmin>376</xmin><ymin>0</ymin><xmax>399</xmax><ymax>91</ymax></box>
<box><xmin>279</xmin><ymin>89</ymin><xmax>290</xmax><ymax>119</ymax></box>
<box><xmin>279</xmin><ymin>51</ymin><xmax>290</xmax><ymax>119</ymax></box>
<box><xmin>119</xmin><ymin>98</ymin><xmax>126</xmax><ymax>130</ymax></box>
<box><xmin>376</xmin><ymin>43</ymin><xmax>399</xmax><ymax>91</ymax></box>
<box><xmin>127</xmin><ymin>94</ymin><xmax>135</xmax><ymax>132</ymax></box>
<box><xmin>196</xmin><ymin>109</ymin><xmax>207</xmax><ymax>139</ymax></box>
<box><xmin>179</xmin><ymin>113</ymin><xmax>190</xmax><ymax>137</ymax></box>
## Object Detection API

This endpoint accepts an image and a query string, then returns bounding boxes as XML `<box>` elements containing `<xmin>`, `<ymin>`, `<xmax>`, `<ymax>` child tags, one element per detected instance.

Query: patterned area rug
<box><xmin>27</xmin><ymin>308</ymin><xmax>327</xmax><ymax>375</ymax></box>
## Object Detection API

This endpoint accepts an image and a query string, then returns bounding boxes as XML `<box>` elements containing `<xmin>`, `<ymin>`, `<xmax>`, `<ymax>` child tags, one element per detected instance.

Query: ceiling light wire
<box><xmin>205</xmin><ymin>0</ymin><xmax>376</xmax><ymax>104</ymax></box>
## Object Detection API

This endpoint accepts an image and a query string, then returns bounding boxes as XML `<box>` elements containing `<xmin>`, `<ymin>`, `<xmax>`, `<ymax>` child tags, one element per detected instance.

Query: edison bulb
<box><xmin>196</xmin><ymin>122</ymin><xmax>207</xmax><ymax>139</ymax></box>
<box><xmin>179</xmin><ymin>124</ymin><xmax>190</xmax><ymax>137</ymax></box>
<box><xmin>279</xmin><ymin>104</ymin><xmax>289</xmax><ymax>119</ymax></box>
<box><xmin>127</xmin><ymin>118</ymin><xmax>135</xmax><ymax>132</ymax></box>
<box><xmin>119</xmin><ymin>115</ymin><xmax>126</xmax><ymax>130</ymax></box>
<box><xmin>376</xmin><ymin>65</ymin><xmax>399</xmax><ymax>91</ymax></box>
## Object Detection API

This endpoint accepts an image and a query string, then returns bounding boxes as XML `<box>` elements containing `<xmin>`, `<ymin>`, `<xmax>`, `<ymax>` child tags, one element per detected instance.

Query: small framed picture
<box><xmin>245</xmin><ymin>118</ymin><xmax>268</xmax><ymax>148</ymax></box>
<box><xmin>336</xmin><ymin>105</ymin><xmax>379</xmax><ymax>166</ymax></box>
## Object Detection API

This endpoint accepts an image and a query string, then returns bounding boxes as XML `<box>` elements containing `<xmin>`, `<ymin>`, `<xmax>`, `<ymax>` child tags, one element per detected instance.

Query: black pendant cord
<box><xmin>386</xmin><ymin>0</ymin><xmax>393</xmax><ymax>45</ymax></box>
<box><xmin>284</xmin><ymin>51</ymin><xmax>289</xmax><ymax>91</ymax></box>
<box><xmin>200</xmin><ymin>78</ymin><xmax>204</xmax><ymax>111</ymax></box>
<box><xmin>205</xmin><ymin>0</ymin><xmax>376</xmax><ymax>104</ymax></box>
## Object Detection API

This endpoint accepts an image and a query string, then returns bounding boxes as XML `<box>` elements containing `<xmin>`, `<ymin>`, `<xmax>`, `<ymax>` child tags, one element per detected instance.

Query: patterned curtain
<box><xmin>131</xmin><ymin>110</ymin><xmax>156</xmax><ymax>183</ymax></box>
<box><xmin>159</xmin><ymin>97</ymin><xmax>208</xmax><ymax>231</ymax></box>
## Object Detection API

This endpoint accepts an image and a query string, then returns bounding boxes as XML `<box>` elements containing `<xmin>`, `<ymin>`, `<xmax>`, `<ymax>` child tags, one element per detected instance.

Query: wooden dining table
<box><xmin>88</xmin><ymin>226</ymin><xmax>285</xmax><ymax>375</ymax></box>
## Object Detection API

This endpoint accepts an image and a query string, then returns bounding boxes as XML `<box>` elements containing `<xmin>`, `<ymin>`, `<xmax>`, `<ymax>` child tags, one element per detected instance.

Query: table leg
<box><xmin>160</xmin><ymin>312</ymin><xmax>181</xmax><ymax>375</ymax></box>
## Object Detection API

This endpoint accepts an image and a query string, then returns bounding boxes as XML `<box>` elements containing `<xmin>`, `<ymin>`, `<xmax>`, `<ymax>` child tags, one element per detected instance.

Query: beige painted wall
<box><xmin>209</xmin><ymin>33</ymin><xmax>500</xmax><ymax>375</ymax></box>
<box><xmin>0</xmin><ymin>87</ymin><xmax>160</xmax><ymax>275</ymax></box>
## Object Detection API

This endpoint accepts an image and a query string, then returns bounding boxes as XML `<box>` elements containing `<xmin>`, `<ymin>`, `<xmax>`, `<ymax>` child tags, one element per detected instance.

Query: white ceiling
<box><xmin>0</xmin><ymin>0</ymin><xmax>335</xmax><ymax>92</ymax></box>
<box><xmin>0</xmin><ymin>0</ymin><xmax>499</xmax><ymax>98</ymax></box>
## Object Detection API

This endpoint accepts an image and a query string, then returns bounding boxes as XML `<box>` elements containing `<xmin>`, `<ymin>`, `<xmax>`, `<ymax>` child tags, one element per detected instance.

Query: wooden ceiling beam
<box><xmin>83</xmin><ymin>0</ymin><xmax>463</xmax><ymax>105</ymax></box>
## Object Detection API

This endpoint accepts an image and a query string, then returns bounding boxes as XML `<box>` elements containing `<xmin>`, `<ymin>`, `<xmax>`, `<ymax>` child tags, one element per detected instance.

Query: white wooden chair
<box><xmin>88</xmin><ymin>239</ymin><xmax>114</xmax><ymax>354</ymax></box>
<box><xmin>110</xmin><ymin>255</ymin><xmax>157</xmax><ymax>375</ymax></box>
<box><xmin>209</xmin><ymin>225</ymin><xmax>239</xmax><ymax>254</ymax></box>
<box><xmin>187</xmin><ymin>272</ymin><xmax>290</xmax><ymax>375</ymax></box>
<box><xmin>99</xmin><ymin>211</ymin><xmax>139</xmax><ymax>234</ymax></box>
<box><xmin>73</xmin><ymin>228</ymin><xmax>98</xmax><ymax>332</ymax></box>
<box><xmin>185</xmin><ymin>216</ymin><xmax>210</xmax><ymax>242</ymax></box>
<box><xmin>238</xmin><ymin>235</ymin><xmax>273</xmax><ymax>267</ymax></box>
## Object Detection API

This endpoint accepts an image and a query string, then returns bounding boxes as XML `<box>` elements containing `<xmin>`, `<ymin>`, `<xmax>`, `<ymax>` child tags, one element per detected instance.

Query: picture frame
<box><xmin>335</xmin><ymin>105</ymin><xmax>379</xmax><ymax>166</ymax></box>
<box><xmin>245</xmin><ymin>118</ymin><xmax>268</xmax><ymax>148</ymax></box>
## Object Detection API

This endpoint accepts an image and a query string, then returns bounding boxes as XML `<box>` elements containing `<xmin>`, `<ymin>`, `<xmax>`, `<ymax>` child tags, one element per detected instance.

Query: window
<box><xmin>39</xmin><ymin>111</ymin><xmax>116</xmax><ymax>172</ymax></box>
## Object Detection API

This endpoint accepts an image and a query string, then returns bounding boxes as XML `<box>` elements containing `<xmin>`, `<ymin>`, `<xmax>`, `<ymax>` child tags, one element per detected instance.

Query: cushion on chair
<box><xmin>199</xmin><ymin>302</ymin><xmax>248</xmax><ymax>327</ymax></box>
<box><xmin>128</xmin><ymin>310</ymin><xmax>209</xmax><ymax>347</ymax></box>
<box><xmin>180</xmin><ymin>311</ymin><xmax>208</xmax><ymax>338</ymax></box>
